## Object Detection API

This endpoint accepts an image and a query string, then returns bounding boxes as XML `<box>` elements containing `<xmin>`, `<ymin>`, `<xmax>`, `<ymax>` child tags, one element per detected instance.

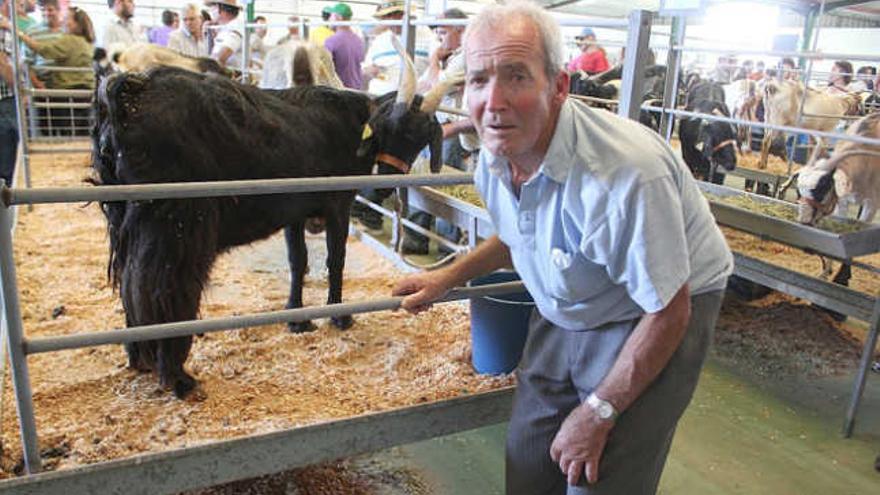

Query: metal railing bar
<box><xmin>670</xmin><ymin>44</ymin><xmax>880</xmax><ymax>63</ymax></box>
<box><xmin>3</xmin><ymin>173</ymin><xmax>475</xmax><ymax>207</ymax></box>
<box><xmin>24</xmin><ymin>281</ymin><xmax>525</xmax><ymax>355</ymax></box>
<box><xmin>646</xmin><ymin>107</ymin><xmax>880</xmax><ymax>147</ymax></box>
<box><xmin>28</xmin><ymin>89</ymin><xmax>93</xmax><ymax>98</ymax></box>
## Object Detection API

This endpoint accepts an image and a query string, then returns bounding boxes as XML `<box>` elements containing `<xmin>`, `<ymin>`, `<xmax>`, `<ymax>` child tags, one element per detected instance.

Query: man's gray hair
<box><xmin>463</xmin><ymin>1</ymin><xmax>563</xmax><ymax>79</ymax></box>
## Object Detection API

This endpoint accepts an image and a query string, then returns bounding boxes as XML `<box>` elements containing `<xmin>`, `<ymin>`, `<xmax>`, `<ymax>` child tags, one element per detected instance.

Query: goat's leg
<box><xmin>325</xmin><ymin>203</ymin><xmax>354</xmax><ymax>330</ymax></box>
<box><xmin>120</xmin><ymin>202</ymin><xmax>215</xmax><ymax>398</ymax></box>
<box><xmin>759</xmin><ymin>129</ymin><xmax>774</xmax><ymax>170</ymax></box>
<box><xmin>857</xmin><ymin>199</ymin><xmax>876</xmax><ymax>223</ymax></box>
<box><xmin>284</xmin><ymin>223</ymin><xmax>316</xmax><ymax>333</ymax></box>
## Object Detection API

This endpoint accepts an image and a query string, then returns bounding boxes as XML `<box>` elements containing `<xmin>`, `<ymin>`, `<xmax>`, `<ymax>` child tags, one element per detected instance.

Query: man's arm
<box><xmin>442</xmin><ymin>118</ymin><xmax>475</xmax><ymax>140</ymax></box>
<box><xmin>393</xmin><ymin>235</ymin><xmax>512</xmax><ymax>313</ymax></box>
<box><xmin>0</xmin><ymin>52</ymin><xmax>14</xmax><ymax>86</ymax></box>
<box><xmin>550</xmin><ymin>283</ymin><xmax>692</xmax><ymax>486</ymax></box>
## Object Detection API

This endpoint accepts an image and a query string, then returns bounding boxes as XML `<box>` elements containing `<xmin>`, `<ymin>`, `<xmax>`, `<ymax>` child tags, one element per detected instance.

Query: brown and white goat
<box><xmin>761</xmin><ymin>80</ymin><xmax>861</xmax><ymax>169</ymax></box>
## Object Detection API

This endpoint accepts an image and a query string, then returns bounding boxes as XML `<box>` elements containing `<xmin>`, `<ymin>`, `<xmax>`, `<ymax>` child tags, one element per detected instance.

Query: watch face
<box><xmin>598</xmin><ymin>402</ymin><xmax>613</xmax><ymax>419</ymax></box>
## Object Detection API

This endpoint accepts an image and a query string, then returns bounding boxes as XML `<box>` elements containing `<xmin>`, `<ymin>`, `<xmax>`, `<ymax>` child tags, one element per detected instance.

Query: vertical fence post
<box><xmin>7</xmin><ymin>0</ymin><xmax>32</xmax><ymax>191</ymax></box>
<box><xmin>0</xmin><ymin>191</ymin><xmax>41</xmax><ymax>473</ymax></box>
<box><xmin>618</xmin><ymin>10</ymin><xmax>653</xmax><ymax>122</ymax></box>
<box><xmin>843</xmin><ymin>296</ymin><xmax>880</xmax><ymax>437</ymax></box>
<box><xmin>660</xmin><ymin>16</ymin><xmax>686</xmax><ymax>142</ymax></box>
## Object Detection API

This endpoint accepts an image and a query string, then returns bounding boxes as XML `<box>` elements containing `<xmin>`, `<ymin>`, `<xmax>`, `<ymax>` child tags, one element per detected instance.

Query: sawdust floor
<box><xmin>0</xmin><ymin>150</ymin><xmax>512</xmax><ymax>485</ymax></box>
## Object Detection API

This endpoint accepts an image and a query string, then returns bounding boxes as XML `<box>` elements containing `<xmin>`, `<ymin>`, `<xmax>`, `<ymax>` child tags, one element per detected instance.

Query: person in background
<box><xmin>0</xmin><ymin>0</ymin><xmax>20</xmax><ymax>188</ymax></box>
<box><xmin>361</xmin><ymin>0</ymin><xmax>431</xmax><ymax>97</ymax></box>
<box><xmin>250</xmin><ymin>15</ymin><xmax>268</xmax><ymax>65</ymax></box>
<box><xmin>1</xmin><ymin>6</ymin><xmax>94</xmax><ymax>90</ymax></box>
<box><xmin>393</xmin><ymin>4</ymin><xmax>732</xmax><ymax>494</ymax></box>
<box><xmin>148</xmin><ymin>9</ymin><xmax>176</xmax><ymax>47</ymax></box>
<box><xmin>566</xmin><ymin>27</ymin><xmax>609</xmax><ymax>75</ymax></box>
<box><xmin>401</xmin><ymin>7</ymin><xmax>473</xmax><ymax>255</ymax></box>
<box><xmin>827</xmin><ymin>59</ymin><xmax>853</xmax><ymax>94</ymax></box>
<box><xmin>853</xmin><ymin>65</ymin><xmax>876</xmax><ymax>92</ymax></box>
<box><xmin>205</xmin><ymin>0</ymin><xmax>242</xmax><ymax>69</ymax></box>
<box><xmin>324</xmin><ymin>3</ymin><xmax>363</xmax><ymax>90</ymax></box>
<box><xmin>102</xmin><ymin>0</ymin><xmax>147</xmax><ymax>55</ymax></box>
<box><xmin>167</xmin><ymin>3</ymin><xmax>207</xmax><ymax>58</ymax></box>
<box><xmin>275</xmin><ymin>15</ymin><xmax>301</xmax><ymax>45</ymax></box>
<box><xmin>308</xmin><ymin>5</ymin><xmax>334</xmax><ymax>47</ymax></box>
<box><xmin>780</xmin><ymin>57</ymin><xmax>798</xmax><ymax>81</ymax></box>
<box><xmin>25</xmin><ymin>0</ymin><xmax>63</xmax><ymax>89</ymax></box>
<box><xmin>749</xmin><ymin>60</ymin><xmax>764</xmax><ymax>81</ymax></box>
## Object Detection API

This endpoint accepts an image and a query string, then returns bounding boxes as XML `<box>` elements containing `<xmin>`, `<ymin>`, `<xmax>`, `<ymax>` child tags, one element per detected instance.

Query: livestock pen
<box><xmin>0</xmin><ymin>1</ymin><xmax>878</xmax><ymax>494</ymax></box>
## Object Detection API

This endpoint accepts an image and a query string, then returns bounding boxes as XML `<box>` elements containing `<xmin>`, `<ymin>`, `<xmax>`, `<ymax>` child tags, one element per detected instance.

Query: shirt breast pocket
<box><xmin>545</xmin><ymin>247</ymin><xmax>609</xmax><ymax>303</ymax></box>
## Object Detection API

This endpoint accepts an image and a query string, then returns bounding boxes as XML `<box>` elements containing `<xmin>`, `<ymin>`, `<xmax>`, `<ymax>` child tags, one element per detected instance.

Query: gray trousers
<box><xmin>506</xmin><ymin>290</ymin><xmax>724</xmax><ymax>495</ymax></box>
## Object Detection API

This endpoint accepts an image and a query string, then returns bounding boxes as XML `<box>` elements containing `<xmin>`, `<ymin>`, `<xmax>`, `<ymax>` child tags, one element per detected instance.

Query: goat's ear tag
<box><xmin>695</xmin><ymin>141</ymin><xmax>705</xmax><ymax>152</ymax></box>
<box><xmin>362</xmin><ymin>124</ymin><xmax>373</xmax><ymax>141</ymax></box>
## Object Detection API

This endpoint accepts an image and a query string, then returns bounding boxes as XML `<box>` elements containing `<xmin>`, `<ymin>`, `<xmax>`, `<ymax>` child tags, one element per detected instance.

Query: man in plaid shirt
<box><xmin>0</xmin><ymin>17</ymin><xmax>19</xmax><ymax>187</ymax></box>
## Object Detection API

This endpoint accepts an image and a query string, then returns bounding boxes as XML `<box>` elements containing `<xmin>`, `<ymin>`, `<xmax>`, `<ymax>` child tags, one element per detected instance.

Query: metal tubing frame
<box><xmin>844</xmin><ymin>296</ymin><xmax>880</xmax><ymax>437</ymax></box>
<box><xmin>7</xmin><ymin>0</ymin><xmax>32</xmax><ymax>191</ymax></box>
<box><xmin>0</xmin><ymin>204</ymin><xmax>42</xmax><ymax>473</ymax></box>
<box><xmin>0</xmin><ymin>387</ymin><xmax>514</xmax><ymax>495</ymax></box>
<box><xmin>651</xmin><ymin>107</ymin><xmax>880</xmax><ymax>148</ymax></box>
<box><xmin>3</xmin><ymin>172</ymin><xmax>475</xmax><ymax>207</ymax></box>
<box><xmin>660</xmin><ymin>16</ymin><xmax>686</xmax><ymax>141</ymax></box>
<box><xmin>617</xmin><ymin>10</ymin><xmax>653</xmax><ymax>121</ymax></box>
<box><xmin>25</xmin><ymin>281</ymin><xmax>524</xmax><ymax>355</ymax></box>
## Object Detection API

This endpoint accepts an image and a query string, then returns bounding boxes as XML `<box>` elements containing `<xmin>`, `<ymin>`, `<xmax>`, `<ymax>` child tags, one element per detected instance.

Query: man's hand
<box><xmin>549</xmin><ymin>403</ymin><xmax>614</xmax><ymax>486</ymax></box>
<box><xmin>392</xmin><ymin>270</ymin><xmax>454</xmax><ymax>314</ymax></box>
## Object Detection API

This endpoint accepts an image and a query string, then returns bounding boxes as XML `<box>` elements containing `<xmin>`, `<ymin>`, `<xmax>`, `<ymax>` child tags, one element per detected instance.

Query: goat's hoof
<box><xmin>332</xmin><ymin>315</ymin><xmax>354</xmax><ymax>330</ymax></box>
<box><xmin>288</xmin><ymin>320</ymin><xmax>317</xmax><ymax>334</ymax></box>
<box><xmin>163</xmin><ymin>372</ymin><xmax>197</xmax><ymax>399</ymax></box>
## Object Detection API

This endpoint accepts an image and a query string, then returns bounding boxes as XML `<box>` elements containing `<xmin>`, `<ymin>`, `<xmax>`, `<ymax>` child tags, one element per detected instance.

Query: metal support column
<box><xmin>240</xmin><ymin>0</ymin><xmax>253</xmax><ymax>83</ymax></box>
<box><xmin>843</xmin><ymin>295</ymin><xmax>880</xmax><ymax>437</ymax></box>
<box><xmin>402</xmin><ymin>0</ymin><xmax>415</xmax><ymax>57</ymax></box>
<box><xmin>618</xmin><ymin>10</ymin><xmax>653</xmax><ymax>122</ymax></box>
<box><xmin>7</xmin><ymin>2</ymin><xmax>32</xmax><ymax>190</ymax></box>
<box><xmin>0</xmin><ymin>194</ymin><xmax>41</xmax><ymax>473</ymax></box>
<box><xmin>660</xmin><ymin>16</ymin><xmax>686</xmax><ymax>142</ymax></box>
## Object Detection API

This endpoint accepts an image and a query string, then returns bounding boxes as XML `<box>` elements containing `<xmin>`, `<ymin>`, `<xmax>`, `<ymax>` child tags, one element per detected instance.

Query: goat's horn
<box><xmin>391</xmin><ymin>35</ymin><xmax>416</xmax><ymax>106</ymax></box>
<box><xmin>420</xmin><ymin>73</ymin><xmax>463</xmax><ymax>113</ymax></box>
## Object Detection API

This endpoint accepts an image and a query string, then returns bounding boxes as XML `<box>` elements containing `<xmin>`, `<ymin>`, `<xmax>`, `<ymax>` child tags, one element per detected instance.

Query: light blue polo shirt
<box><xmin>474</xmin><ymin>99</ymin><xmax>733</xmax><ymax>331</ymax></box>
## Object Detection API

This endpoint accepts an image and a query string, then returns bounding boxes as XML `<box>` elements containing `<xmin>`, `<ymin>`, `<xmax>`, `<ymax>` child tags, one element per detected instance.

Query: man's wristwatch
<box><xmin>586</xmin><ymin>393</ymin><xmax>618</xmax><ymax>422</ymax></box>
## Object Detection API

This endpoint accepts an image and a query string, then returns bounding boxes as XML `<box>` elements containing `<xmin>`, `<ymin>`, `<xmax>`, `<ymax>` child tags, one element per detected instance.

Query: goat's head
<box><xmin>695</xmin><ymin>103</ymin><xmax>738</xmax><ymax>172</ymax></box>
<box><xmin>358</xmin><ymin>36</ymin><xmax>457</xmax><ymax>175</ymax></box>
<box><xmin>795</xmin><ymin>158</ymin><xmax>839</xmax><ymax>225</ymax></box>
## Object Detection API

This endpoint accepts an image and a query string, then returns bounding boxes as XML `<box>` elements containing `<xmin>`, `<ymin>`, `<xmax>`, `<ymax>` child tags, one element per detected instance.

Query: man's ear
<box><xmin>554</xmin><ymin>70</ymin><xmax>570</xmax><ymax>104</ymax></box>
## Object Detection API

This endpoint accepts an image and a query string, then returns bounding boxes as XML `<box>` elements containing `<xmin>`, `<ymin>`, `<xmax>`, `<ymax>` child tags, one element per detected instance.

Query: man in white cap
<box><xmin>102</xmin><ymin>0</ymin><xmax>148</xmax><ymax>55</ymax></box>
<box><xmin>205</xmin><ymin>0</ymin><xmax>243</xmax><ymax>69</ymax></box>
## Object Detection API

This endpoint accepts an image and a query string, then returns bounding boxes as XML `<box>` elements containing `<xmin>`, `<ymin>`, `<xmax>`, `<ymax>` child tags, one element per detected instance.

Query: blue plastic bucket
<box><xmin>468</xmin><ymin>271</ymin><xmax>535</xmax><ymax>374</ymax></box>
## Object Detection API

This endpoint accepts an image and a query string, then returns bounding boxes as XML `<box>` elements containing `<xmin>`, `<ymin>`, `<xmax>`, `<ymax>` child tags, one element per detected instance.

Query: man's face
<box><xmin>115</xmin><ymin>0</ymin><xmax>134</xmax><ymax>20</ymax></box>
<box><xmin>41</xmin><ymin>4</ymin><xmax>61</xmax><ymax>29</ymax></box>
<box><xmin>465</xmin><ymin>18</ymin><xmax>567</xmax><ymax>165</ymax></box>
<box><xmin>434</xmin><ymin>25</ymin><xmax>463</xmax><ymax>52</ymax></box>
<box><xmin>183</xmin><ymin>9</ymin><xmax>201</xmax><ymax>36</ymax></box>
<box><xmin>255</xmin><ymin>19</ymin><xmax>267</xmax><ymax>38</ymax></box>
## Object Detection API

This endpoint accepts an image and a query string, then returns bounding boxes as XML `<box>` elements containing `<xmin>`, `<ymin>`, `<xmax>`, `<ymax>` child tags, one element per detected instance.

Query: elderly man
<box><xmin>167</xmin><ymin>3</ymin><xmax>207</xmax><ymax>58</ymax></box>
<box><xmin>102</xmin><ymin>0</ymin><xmax>147</xmax><ymax>54</ymax></box>
<box><xmin>393</xmin><ymin>3</ymin><xmax>732</xmax><ymax>494</ymax></box>
<box><xmin>205</xmin><ymin>0</ymin><xmax>242</xmax><ymax>69</ymax></box>
<box><xmin>275</xmin><ymin>15</ymin><xmax>301</xmax><ymax>45</ymax></box>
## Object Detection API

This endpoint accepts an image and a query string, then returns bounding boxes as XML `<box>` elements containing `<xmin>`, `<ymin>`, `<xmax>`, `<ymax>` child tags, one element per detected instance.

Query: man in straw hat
<box><xmin>393</xmin><ymin>2</ymin><xmax>732</xmax><ymax>493</ymax></box>
<box><xmin>204</xmin><ymin>0</ymin><xmax>242</xmax><ymax>69</ymax></box>
<box><xmin>361</xmin><ymin>0</ymin><xmax>431</xmax><ymax>96</ymax></box>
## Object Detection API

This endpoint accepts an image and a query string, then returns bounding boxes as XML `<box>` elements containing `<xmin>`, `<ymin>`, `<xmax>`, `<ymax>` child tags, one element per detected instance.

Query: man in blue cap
<box><xmin>567</xmin><ymin>27</ymin><xmax>609</xmax><ymax>75</ymax></box>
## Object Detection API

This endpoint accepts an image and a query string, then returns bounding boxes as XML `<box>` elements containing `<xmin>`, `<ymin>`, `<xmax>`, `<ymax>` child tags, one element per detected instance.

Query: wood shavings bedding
<box><xmin>0</xmin><ymin>150</ymin><xmax>513</xmax><ymax>481</ymax></box>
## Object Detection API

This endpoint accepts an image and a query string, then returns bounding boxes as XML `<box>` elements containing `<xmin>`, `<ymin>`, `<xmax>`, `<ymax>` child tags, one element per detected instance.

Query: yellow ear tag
<box><xmin>362</xmin><ymin>124</ymin><xmax>373</xmax><ymax>141</ymax></box>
